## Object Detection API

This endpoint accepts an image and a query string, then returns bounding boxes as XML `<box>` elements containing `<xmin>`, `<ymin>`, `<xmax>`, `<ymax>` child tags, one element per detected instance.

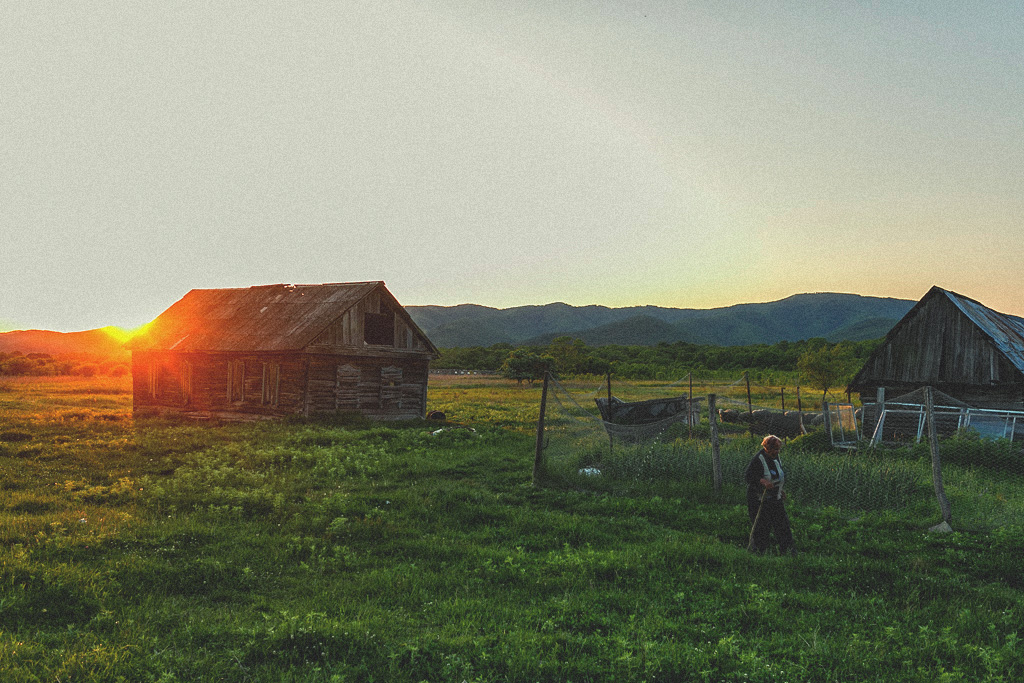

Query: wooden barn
<box><xmin>848</xmin><ymin>286</ymin><xmax>1024</xmax><ymax>412</ymax></box>
<box><xmin>127</xmin><ymin>282</ymin><xmax>438</xmax><ymax>420</ymax></box>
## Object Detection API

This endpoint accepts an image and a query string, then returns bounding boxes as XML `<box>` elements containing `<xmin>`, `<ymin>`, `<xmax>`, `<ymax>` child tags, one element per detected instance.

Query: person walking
<box><xmin>744</xmin><ymin>434</ymin><xmax>797</xmax><ymax>555</ymax></box>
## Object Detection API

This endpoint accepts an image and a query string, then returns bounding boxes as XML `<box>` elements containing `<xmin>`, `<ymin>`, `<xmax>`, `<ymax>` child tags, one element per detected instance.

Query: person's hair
<box><xmin>761</xmin><ymin>435</ymin><xmax>782</xmax><ymax>450</ymax></box>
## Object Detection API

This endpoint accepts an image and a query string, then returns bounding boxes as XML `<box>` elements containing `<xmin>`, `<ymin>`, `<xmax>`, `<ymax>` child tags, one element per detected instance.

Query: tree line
<box><xmin>434</xmin><ymin>336</ymin><xmax>878</xmax><ymax>392</ymax></box>
<box><xmin>0</xmin><ymin>351</ymin><xmax>130</xmax><ymax>377</ymax></box>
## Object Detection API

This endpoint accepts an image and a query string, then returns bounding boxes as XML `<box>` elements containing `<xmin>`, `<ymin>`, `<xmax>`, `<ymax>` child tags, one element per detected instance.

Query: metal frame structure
<box><xmin>827</xmin><ymin>402</ymin><xmax>861</xmax><ymax>449</ymax></box>
<box><xmin>870</xmin><ymin>402</ymin><xmax>1024</xmax><ymax>446</ymax></box>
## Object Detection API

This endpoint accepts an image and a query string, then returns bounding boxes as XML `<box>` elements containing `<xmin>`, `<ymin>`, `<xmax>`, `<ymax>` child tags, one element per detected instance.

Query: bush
<box><xmin>73</xmin><ymin>363</ymin><xmax>99</xmax><ymax>377</ymax></box>
<box><xmin>1</xmin><ymin>357</ymin><xmax>36</xmax><ymax>375</ymax></box>
<box><xmin>788</xmin><ymin>429</ymin><xmax>832</xmax><ymax>453</ymax></box>
<box><xmin>943</xmin><ymin>430</ymin><xmax>1022</xmax><ymax>473</ymax></box>
<box><xmin>109</xmin><ymin>364</ymin><xmax>130</xmax><ymax>377</ymax></box>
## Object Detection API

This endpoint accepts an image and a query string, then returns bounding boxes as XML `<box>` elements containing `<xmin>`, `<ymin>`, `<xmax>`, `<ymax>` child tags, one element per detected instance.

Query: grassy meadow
<box><xmin>1</xmin><ymin>375</ymin><xmax>1022</xmax><ymax>682</ymax></box>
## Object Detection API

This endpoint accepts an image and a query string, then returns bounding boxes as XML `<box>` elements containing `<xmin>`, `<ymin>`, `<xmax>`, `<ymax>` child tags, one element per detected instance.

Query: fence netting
<box><xmin>537</xmin><ymin>375</ymin><xmax>1024</xmax><ymax>530</ymax></box>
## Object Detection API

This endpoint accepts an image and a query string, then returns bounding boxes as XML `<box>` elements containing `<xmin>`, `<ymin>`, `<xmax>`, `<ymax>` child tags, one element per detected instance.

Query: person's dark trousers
<box><xmin>747</xmin><ymin>496</ymin><xmax>795</xmax><ymax>554</ymax></box>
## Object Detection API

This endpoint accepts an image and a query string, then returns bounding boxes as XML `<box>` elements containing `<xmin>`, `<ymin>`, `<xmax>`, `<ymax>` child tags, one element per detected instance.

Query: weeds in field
<box><xmin>1</xmin><ymin>376</ymin><xmax>1022</xmax><ymax>681</ymax></box>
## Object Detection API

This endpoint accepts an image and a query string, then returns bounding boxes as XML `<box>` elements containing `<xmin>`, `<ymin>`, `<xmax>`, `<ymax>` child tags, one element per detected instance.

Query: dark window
<box><xmin>364</xmin><ymin>312</ymin><xmax>394</xmax><ymax>346</ymax></box>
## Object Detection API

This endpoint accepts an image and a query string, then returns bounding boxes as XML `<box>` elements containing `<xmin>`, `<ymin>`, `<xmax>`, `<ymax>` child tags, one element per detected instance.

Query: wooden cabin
<box><xmin>127</xmin><ymin>282</ymin><xmax>438</xmax><ymax>420</ymax></box>
<box><xmin>848</xmin><ymin>286</ymin><xmax>1024</xmax><ymax>415</ymax></box>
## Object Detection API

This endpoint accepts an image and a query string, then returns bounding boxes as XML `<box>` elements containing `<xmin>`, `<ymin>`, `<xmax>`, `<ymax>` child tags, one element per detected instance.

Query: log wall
<box><xmin>304</xmin><ymin>354</ymin><xmax>429</xmax><ymax>419</ymax></box>
<box><xmin>132</xmin><ymin>350</ymin><xmax>430</xmax><ymax>420</ymax></box>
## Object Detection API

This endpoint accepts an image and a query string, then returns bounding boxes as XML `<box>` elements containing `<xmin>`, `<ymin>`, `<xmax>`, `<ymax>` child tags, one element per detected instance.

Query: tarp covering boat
<box><xmin>595</xmin><ymin>395</ymin><xmax>702</xmax><ymax>425</ymax></box>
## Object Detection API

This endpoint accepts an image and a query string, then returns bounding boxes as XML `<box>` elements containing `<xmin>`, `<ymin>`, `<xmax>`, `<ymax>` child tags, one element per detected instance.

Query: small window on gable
<box><xmin>364</xmin><ymin>311</ymin><xmax>394</xmax><ymax>346</ymax></box>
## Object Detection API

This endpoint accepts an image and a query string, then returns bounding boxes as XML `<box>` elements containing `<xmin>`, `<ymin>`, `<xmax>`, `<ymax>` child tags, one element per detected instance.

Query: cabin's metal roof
<box><xmin>942</xmin><ymin>289</ymin><xmax>1024</xmax><ymax>375</ymax></box>
<box><xmin>128</xmin><ymin>282</ymin><xmax>433</xmax><ymax>353</ymax></box>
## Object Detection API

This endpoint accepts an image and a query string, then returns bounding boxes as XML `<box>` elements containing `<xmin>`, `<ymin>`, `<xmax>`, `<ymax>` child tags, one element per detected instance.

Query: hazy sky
<box><xmin>2</xmin><ymin>1</ymin><xmax>1022</xmax><ymax>332</ymax></box>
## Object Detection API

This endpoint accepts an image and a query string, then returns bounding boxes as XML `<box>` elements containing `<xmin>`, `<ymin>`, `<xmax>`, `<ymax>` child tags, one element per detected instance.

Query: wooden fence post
<box><xmin>822</xmin><ymin>399</ymin><xmax>831</xmax><ymax>446</ymax></box>
<box><xmin>874</xmin><ymin>386</ymin><xmax>885</xmax><ymax>440</ymax></box>
<box><xmin>744</xmin><ymin>371</ymin><xmax>753</xmax><ymax>417</ymax></box>
<box><xmin>925</xmin><ymin>386</ymin><xmax>953</xmax><ymax>525</ymax></box>
<box><xmin>688</xmin><ymin>373</ymin><xmax>694</xmax><ymax>434</ymax></box>
<box><xmin>709</xmin><ymin>394</ymin><xmax>722</xmax><ymax>493</ymax></box>
<box><xmin>606</xmin><ymin>370</ymin><xmax>614</xmax><ymax>458</ymax></box>
<box><xmin>796</xmin><ymin>384</ymin><xmax>806</xmax><ymax>435</ymax></box>
<box><xmin>532</xmin><ymin>372</ymin><xmax>550</xmax><ymax>487</ymax></box>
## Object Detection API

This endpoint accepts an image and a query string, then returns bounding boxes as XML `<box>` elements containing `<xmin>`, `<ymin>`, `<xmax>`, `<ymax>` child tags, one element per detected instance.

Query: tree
<box><xmin>797</xmin><ymin>344</ymin><xmax>859</xmax><ymax>400</ymax></box>
<box><xmin>545</xmin><ymin>337</ymin><xmax>610</xmax><ymax>376</ymax></box>
<box><xmin>499</xmin><ymin>349</ymin><xmax>553</xmax><ymax>385</ymax></box>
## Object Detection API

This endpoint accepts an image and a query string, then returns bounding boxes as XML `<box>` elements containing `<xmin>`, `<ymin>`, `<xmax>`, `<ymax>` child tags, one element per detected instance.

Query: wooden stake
<box><xmin>796</xmin><ymin>384</ymin><xmax>806</xmax><ymax>435</ymax></box>
<box><xmin>688</xmin><ymin>372</ymin><xmax>694</xmax><ymax>437</ymax></box>
<box><xmin>709</xmin><ymin>394</ymin><xmax>722</xmax><ymax>493</ymax></box>
<box><xmin>607</xmin><ymin>369</ymin><xmax>612</xmax><ymax>410</ymax></box>
<box><xmin>823</xmin><ymin>399</ymin><xmax>832</xmax><ymax>445</ymax></box>
<box><xmin>607</xmin><ymin>369</ymin><xmax>614</xmax><ymax>458</ymax></box>
<box><xmin>532</xmin><ymin>372</ymin><xmax>550</xmax><ymax>486</ymax></box>
<box><xmin>874</xmin><ymin>387</ymin><xmax>885</xmax><ymax>441</ymax></box>
<box><xmin>925</xmin><ymin>386</ymin><xmax>953</xmax><ymax>525</ymax></box>
<box><xmin>744</xmin><ymin>371</ymin><xmax>753</xmax><ymax>417</ymax></box>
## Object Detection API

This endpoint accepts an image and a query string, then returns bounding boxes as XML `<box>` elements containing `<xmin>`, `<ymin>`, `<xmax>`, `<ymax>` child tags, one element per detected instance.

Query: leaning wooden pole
<box><xmin>709</xmin><ymin>394</ymin><xmax>722</xmax><ymax>493</ymax></box>
<box><xmin>925</xmin><ymin>386</ymin><xmax>953</xmax><ymax>525</ymax></box>
<box><xmin>532</xmin><ymin>372</ymin><xmax>550</xmax><ymax>487</ymax></box>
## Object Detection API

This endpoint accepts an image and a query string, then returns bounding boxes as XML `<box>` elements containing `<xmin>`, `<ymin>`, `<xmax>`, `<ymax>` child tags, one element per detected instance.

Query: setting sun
<box><xmin>99</xmin><ymin>323</ymin><xmax>153</xmax><ymax>344</ymax></box>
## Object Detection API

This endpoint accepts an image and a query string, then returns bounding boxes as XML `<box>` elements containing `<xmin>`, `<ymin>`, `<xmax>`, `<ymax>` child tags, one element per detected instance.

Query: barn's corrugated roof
<box><xmin>128</xmin><ymin>282</ymin><xmax>432</xmax><ymax>353</ymax></box>
<box><xmin>942</xmin><ymin>289</ymin><xmax>1024</xmax><ymax>375</ymax></box>
<box><xmin>849</xmin><ymin>286</ymin><xmax>1024</xmax><ymax>392</ymax></box>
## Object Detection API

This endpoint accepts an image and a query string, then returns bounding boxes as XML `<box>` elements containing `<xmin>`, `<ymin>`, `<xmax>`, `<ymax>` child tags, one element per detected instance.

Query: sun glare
<box><xmin>100</xmin><ymin>323</ymin><xmax>153</xmax><ymax>343</ymax></box>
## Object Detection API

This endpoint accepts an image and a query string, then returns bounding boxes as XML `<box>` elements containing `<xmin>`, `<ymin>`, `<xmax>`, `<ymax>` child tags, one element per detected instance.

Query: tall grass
<box><xmin>1</xmin><ymin>376</ymin><xmax>1022</xmax><ymax>681</ymax></box>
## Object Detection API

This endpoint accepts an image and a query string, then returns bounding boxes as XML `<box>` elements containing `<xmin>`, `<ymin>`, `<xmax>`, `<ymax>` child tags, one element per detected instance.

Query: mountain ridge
<box><xmin>406</xmin><ymin>293</ymin><xmax>915</xmax><ymax>347</ymax></box>
<box><xmin>0</xmin><ymin>293</ymin><xmax>916</xmax><ymax>354</ymax></box>
<box><xmin>0</xmin><ymin>328</ymin><xmax>130</xmax><ymax>357</ymax></box>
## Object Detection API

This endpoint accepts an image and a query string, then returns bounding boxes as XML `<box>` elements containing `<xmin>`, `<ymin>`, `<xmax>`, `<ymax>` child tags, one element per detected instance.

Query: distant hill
<box><xmin>0</xmin><ymin>293</ymin><xmax>914</xmax><ymax>356</ymax></box>
<box><xmin>825</xmin><ymin>317</ymin><xmax>902</xmax><ymax>343</ymax></box>
<box><xmin>527</xmin><ymin>315</ymin><xmax>681</xmax><ymax>347</ymax></box>
<box><xmin>0</xmin><ymin>328</ymin><xmax>130</xmax><ymax>358</ymax></box>
<box><xmin>407</xmin><ymin>293</ymin><xmax>915</xmax><ymax>347</ymax></box>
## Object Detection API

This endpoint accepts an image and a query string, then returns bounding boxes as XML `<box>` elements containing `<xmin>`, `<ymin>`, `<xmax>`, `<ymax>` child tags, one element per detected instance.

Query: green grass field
<box><xmin>1</xmin><ymin>375</ymin><xmax>1022</xmax><ymax>681</ymax></box>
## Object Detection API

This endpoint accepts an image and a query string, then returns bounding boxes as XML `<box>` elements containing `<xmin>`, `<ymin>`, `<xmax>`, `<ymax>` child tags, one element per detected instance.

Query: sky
<box><xmin>2</xmin><ymin>1</ymin><xmax>1022</xmax><ymax>333</ymax></box>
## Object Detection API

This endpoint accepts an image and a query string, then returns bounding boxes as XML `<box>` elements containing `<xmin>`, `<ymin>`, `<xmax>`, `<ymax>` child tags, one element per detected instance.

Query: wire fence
<box><xmin>535</xmin><ymin>374</ymin><xmax>1024</xmax><ymax>531</ymax></box>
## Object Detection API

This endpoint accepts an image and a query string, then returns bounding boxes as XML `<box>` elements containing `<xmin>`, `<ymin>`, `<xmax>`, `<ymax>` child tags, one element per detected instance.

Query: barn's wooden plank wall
<box><xmin>853</xmin><ymin>295</ymin><xmax>1024</xmax><ymax>409</ymax></box>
